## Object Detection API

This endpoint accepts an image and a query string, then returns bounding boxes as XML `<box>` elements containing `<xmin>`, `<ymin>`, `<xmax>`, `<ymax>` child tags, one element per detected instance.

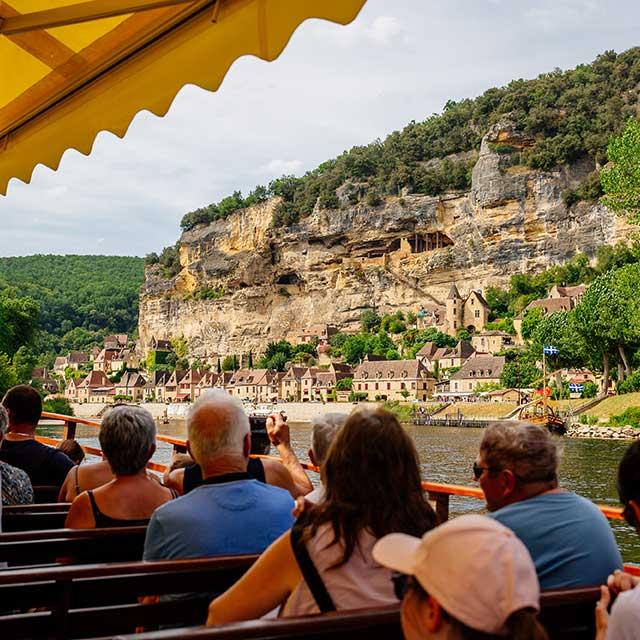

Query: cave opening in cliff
<box><xmin>411</xmin><ymin>231</ymin><xmax>453</xmax><ymax>253</ymax></box>
<box><xmin>276</xmin><ymin>273</ymin><xmax>301</xmax><ymax>285</ymax></box>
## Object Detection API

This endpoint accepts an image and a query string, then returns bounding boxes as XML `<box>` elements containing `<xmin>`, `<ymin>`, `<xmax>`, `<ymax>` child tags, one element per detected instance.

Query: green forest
<box><xmin>0</xmin><ymin>255</ymin><xmax>144</xmax><ymax>392</ymax></box>
<box><xmin>170</xmin><ymin>47</ymin><xmax>640</xmax><ymax>241</ymax></box>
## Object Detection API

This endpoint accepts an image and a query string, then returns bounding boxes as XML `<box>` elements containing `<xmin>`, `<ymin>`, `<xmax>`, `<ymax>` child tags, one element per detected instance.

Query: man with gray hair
<box><xmin>267</xmin><ymin>412</ymin><xmax>347</xmax><ymax>503</ymax></box>
<box><xmin>475</xmin><ymin>421</ymin><xmax>622</xmax><ymax>589</ymax></box>
<box><xmin>144</xmin><ymin>390</ymin><xmax>294</xmax><ymax>563</ymax></box>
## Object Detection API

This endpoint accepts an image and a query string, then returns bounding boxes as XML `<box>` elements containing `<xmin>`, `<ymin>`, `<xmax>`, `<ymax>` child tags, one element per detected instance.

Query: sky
<box><xmin>1</xmin><ymin>0</ymin><xmax>640</xmax><ymax>257</ymax></box>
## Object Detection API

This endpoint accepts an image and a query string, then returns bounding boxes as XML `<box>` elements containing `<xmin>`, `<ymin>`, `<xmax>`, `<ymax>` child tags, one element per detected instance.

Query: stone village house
<box><xmin>353</xmin><ymin>360</ymin><xmax>435</xmax><ymax>402</ymax></box>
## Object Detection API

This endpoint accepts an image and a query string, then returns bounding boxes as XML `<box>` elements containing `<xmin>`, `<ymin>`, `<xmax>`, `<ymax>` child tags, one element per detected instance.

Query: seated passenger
<box><xmin>58</xmin><ymin>458</ymin><xmax>113</xmax><ymax>503</ymax></box>
<box><xmin>65</xmin><ymin>406</ymin><xmax>174</xmax><ymax>528</ymax></box>
<box><xmin>596</xmin><ymin>439</ymin><xmax>640</xmax><ymax>640</ymax></box>
<box><xmin>143</xmin><ymin>390</ymin><xmax>295</xmax><ymax>562</ymax></box>
<box><xmin>267</xmin><ymin>411</ymin><xmax>346</xmax><ymax>503</ymax></box>
<box><xmin>206</xmin><ymin>408</ymin><xmax>438</xmax><ymax>624</ymax></box>
<box><xmin>0</xmin><ymin>406</ymin><xmax>33</xmax><ymax>507</ymax></box>
<box><xmin>373</xmin><ymin>514</ymin><xmax>548</xmax><ymax>640</ymax></box>
<box><xmin>475</xmin><ymin>421</ymin><xmax>622</xmax><ymax>589</ymax></box>
<box><xmin>57</xmin><ymin>439</ymin><xmax>85</xmax><ymax>465</ymax></box>
<box><xmin>164</xmin><ymin>411</ymin><xmax>307</xmax><ymax>498</ymax></box>
<box><xmin>0</xmin><ymin>385</ymin><xmax>74</xmax><ymax>490</ymax></box>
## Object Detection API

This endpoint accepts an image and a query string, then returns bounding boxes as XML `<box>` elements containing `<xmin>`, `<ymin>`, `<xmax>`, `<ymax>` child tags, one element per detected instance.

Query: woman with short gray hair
<box><xmin>65</xmin><ymin>406</ymin><xmax>175</xmax><ymax>529</ymax></box>
<box><xmin>0</xmin><ymin>405</ymin><xmax>34</xmax><ymax>508</ymax></box>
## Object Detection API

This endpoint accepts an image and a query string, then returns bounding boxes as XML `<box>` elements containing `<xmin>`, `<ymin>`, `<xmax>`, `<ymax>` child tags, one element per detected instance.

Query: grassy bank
<box><xmin>584</xmin><ymin>393</ymin><xmax>640</xmax><ymax>419</ymax></box>
<box><xmin>438</xmin><ymin>403</ymin><xmax>518</xmax><ymax>419</ymax></box>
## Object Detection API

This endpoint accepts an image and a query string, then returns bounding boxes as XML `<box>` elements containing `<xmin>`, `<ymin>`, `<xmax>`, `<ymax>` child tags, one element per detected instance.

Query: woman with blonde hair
<box><xmin>207</xmin><ymin>408</ymin><xmax>438</xmax><ymax>623</ymax></box>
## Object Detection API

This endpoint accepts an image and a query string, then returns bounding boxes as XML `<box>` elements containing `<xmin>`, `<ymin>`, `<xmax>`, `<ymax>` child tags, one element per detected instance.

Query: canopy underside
<box><xmin>0</xmin><ymin>0</ymin><xmax>367</xmax><ymax>194</ymax></box>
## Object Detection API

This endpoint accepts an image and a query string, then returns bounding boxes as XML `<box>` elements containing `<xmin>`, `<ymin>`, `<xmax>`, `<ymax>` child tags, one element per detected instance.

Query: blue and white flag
<box><xmin>569</xmin><ymin>383</ymin><xmax>584</xmax><ymax>393</ymax></box>
<box><xmin>543</xmin><ymin>345</ymin><xmax>559</xmax><ymax>356</ymax></box>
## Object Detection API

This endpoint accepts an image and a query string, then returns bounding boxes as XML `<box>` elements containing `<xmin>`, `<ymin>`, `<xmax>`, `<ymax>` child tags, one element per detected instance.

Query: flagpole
<box><xmin>542</xmin><ymin>349</ymin><xmax>547</xmax><ymax>416</ymax></box>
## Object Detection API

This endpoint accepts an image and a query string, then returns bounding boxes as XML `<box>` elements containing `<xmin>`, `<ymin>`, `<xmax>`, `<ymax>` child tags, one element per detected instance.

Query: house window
<box><xmin>358</xmin><ymin>384</ymin><xmax>361</xmax><ymax>390</ymax></box>
<box><xmin>453</xmin><ymin>321</ymin><xmax>457</xmax><ymax>328</ymax></box>
<box><xmin>474</xmin><ymin>310</ymin><xmax>480</xmax><ymax>318</ymax></box>
<box><xmin>387</xmin><ymin>383</ymin><xmax>391</xmax><ymax>390</ymax></box>
<box><xmin>375</xmin><ymin>383</ymin><xmax>379</xmax><ymax>390</ymax></box>
<box><xmin>454</xmin><ymin>382</ymin><xmax>459</xmax><ymax>390</ymax></box>
<box><xmin>401</xmin><ymin>382</ymin><xmax>406</xmax><ymax>389</ymax></box>
<box><xmin>365</xmin><ymin>384</ymin><xmax>368</xmax><ymax>390</ymax></box>
<box><xmin>411</xmin><ymin>382</ymin><xmax>416</xmax><ymax>389</ymax></box>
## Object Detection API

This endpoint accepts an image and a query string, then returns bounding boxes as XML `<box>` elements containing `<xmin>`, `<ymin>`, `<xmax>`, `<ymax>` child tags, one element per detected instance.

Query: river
<box><xmin>41</xmin><ymin>420</ymin><xmax>640</xmax><ymax>564</ymax></box>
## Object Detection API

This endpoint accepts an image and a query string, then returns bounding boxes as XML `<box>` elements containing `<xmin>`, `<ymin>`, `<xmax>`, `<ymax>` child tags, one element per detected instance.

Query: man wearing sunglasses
<box><xmin>595</xmin><ymin>440</ymin><xmax>640</xmax><ymax>640</ymax></box>
<box><xmin>474</xmin><ymin>422</ymin><xmax>622</xmax><ymax>589</ymax></box>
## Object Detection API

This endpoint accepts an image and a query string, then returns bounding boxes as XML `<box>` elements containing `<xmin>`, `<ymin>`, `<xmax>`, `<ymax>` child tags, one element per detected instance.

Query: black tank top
<box><xmin>87</xmin><ymin>490</ymin><xmax>151</xmax><ymax>528</ymax></box>
<box><xmin>182</xmin><ymin>458</ymin><xmax>266</xmax><ymax>494</ymax></box>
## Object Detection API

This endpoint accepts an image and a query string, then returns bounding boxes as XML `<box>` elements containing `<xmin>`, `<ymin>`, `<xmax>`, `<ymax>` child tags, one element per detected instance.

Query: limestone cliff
<box><xmin>139</xmin><ymin>123</ymin><xmax>633</xmax><ymax>359</ymax></box>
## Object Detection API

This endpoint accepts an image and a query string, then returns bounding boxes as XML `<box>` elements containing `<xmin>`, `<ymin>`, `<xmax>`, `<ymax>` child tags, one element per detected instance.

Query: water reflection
<box><xmin>40</xmin><ymin>421</ymin><xmax>640</xmax><ymax>563</ymax></box>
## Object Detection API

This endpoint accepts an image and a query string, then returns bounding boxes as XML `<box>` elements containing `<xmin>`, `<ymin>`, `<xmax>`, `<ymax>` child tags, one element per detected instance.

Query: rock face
<box><xmin>139</xmin><ymin>123</ymin><xmax>633</xmax><ymax>359</ymax></box>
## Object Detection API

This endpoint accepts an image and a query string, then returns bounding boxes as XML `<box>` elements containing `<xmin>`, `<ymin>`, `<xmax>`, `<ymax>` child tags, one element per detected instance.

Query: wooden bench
<box><xmin>0</xmin><ymin>526</ymin><xmax>147</xmax><ymax>566</ymax></box>
<box><xmin>106</xmin><ymin>587</ymin><xmax>603</xmax><ymax>640</ymax></box>
<box><xmin>2</xmin><ymin>503</ymin><xmax>70</xmax><ymax>532</ymax></box>
<box><xmin>0</xmin><ymin>555</ymin><xmax>257</xmax><ymax>639</ymax></box>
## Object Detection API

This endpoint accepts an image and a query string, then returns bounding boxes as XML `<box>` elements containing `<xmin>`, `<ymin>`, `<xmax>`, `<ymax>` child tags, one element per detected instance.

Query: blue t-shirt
<box><xmin>143</xmin><ymin>478</ymin><xmax>294</xmax><ymax>562</ymax></box>
<box><xmin>491</xmin><ymin>492</ymin><xmax>623</xmax><ymax>589</ymax></box>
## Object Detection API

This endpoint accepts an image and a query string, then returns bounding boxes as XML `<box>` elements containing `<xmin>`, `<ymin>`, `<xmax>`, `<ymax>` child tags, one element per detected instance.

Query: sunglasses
<box><xmin>472</xmin><ymin>461</ymin><xmax>499</xmax><ymax>480</ymax></box>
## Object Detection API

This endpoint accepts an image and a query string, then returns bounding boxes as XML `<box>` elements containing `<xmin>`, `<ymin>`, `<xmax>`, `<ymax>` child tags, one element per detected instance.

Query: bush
<box><xmin>348</xmin><ymin>391</ymin><xmax>368</xmax><ymax>402</ymax></box>
<box><xmin>582</xmin><ymin>381</ymin><xmax>598</xmax><ymax>398</ymax></box>
<box><xmin>383</xmin><ymin>400</ymin><xmax>413</xmax><ymax>422</ymax></box>
<box><xmin>609</xmin><ymin>407</ymin><xmax>640</xmax><ymax>428</ymax></box>
<box><xmin>42</xmin><ymin>396</ymin><xmax>74</xmax><ymax>416</ymax></box>
<box><xmin>617</xmin><ymin>370</ymin><xmax>640</xmax><ymax>394</ymax></box>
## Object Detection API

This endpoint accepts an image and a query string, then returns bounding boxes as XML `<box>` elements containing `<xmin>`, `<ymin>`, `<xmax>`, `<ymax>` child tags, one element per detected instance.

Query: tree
<box><xmin>248</xmin><ymin>351</ymin><xmax>254</xmax><ymax>368</ymax></box>
<box><xmin>221</xmin><ymin>356</ymin><xmax>235</xmax><ymax>371</ymax></box>
<box><xmin>601</xmin><ymin>118</ymin><xmax>640</xmax><ymax>223</ymax></box>
<box><xmin>0</xmin><ymin>353</ymin><xmax>17</xmax><ymax>396</ymax></box>
<box><xmin>360</xmin><ymin>310</ymin><xmax>381</xmax><ymax>333</ymax></box>
<box><xmin>12</xmin><ymin>346</ymin><xmax>37</xmax><ymax>384</ymax></box>
<box><xmin>335</xmin><ymin>377</ymin><xmax>353</xmax><ymax>391</ymax></box>
<box><xmin>500</xmin><ymin>359</ymin><xmax>540</xmax><ymax>389</ymax></box>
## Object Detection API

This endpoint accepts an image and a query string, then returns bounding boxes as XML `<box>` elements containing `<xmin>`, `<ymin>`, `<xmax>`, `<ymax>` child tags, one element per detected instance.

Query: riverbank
<box><xmin>567</xmin><ymin>424</ymin><xmax>640</xmax><ymax>440</ymax></box>
<box><xmin>70</xmin><ymin>401</ymin><xmax>381</xmax><ymax>423</ymax></box>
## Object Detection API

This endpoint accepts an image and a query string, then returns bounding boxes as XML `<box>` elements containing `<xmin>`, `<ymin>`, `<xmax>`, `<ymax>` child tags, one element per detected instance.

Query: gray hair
<box><xmin>99</xmin><ymin>405</ymin><xmax>156</xmax><ymax>475</ymax></box>
<box><xmin>0</xmin><ymin>405</ymin><xmax>8</xmax><ymax>437</ymax></box>
<box><xmin>187</xmin><ymin>390</ymin><xmax>249</xmax><ymax>463</ymax></box>
<box><xmin>480</xmin><ymin>421</ymin><xmax>558</xmax><ymax>485</ymax></box>
<box><xmin>311</xmin><ymin>412</ymin><xmax>348</xmax><ymax>466</ymax></box>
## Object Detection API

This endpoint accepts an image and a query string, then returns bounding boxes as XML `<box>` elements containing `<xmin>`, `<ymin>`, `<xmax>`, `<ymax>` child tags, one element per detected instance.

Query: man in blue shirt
<box><xmin>144</xmin><ymin>390</ymin><xmax>294</xmax><ymax>563</ymax></box>
<box><xmin>474</xmin><ymin>421</ymin><xmax>622</xmax><ymax>589</ymax></box>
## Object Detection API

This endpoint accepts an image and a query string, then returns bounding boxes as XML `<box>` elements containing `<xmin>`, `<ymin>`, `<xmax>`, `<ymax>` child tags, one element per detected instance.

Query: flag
<box><xmin>543</xmin><ymin>345</ymin><xmax>559</xmax><ymax>356</ymax></box>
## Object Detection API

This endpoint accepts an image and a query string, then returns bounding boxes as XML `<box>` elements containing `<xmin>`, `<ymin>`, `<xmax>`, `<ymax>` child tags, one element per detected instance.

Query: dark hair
<box><xmin>57</xmin><ymin>439</ymin><xmax>85</xmax><ymax>465</ymax></box>
<box><xmin>2</xmin><ymin>385</ymin><xmax>42</xmax><ymax>426</ymax></box>
<box><xmin>618</xmin><ymin>440</ymin><xmax>640</xmax><ymax>511</ymax></box>
<box><xmin>305</xmin><ymin>408</ymin><xmax>437</xmax><ymax>566</ymax></box>
<box><xmin>448</xmin><ymin>608</ymin><xmax>549</xmax><ymax>640</ymax></box>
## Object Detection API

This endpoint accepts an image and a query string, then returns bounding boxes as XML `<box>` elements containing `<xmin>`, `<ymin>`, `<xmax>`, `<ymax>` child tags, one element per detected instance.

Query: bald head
<box><xmin>187</xmin><ymin>390</ymin><xmax>250</xmax><ymax>466</ymax></box>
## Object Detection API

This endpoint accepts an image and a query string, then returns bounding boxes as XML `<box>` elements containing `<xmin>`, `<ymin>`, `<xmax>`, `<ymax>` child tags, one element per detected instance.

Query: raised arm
<box><xmin>207</xmin><ymin>530</ymin><xmax>301</xmax><ymax>625</ymax></box>
<box><xmin>267</xmin><ymin>414</ymin><xmax>313</xmax><ymax>496</ymax></box>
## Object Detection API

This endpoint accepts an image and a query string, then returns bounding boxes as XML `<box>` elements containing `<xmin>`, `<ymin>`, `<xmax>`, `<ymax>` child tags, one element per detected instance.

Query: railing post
<box><xmin>63</xmin><ymin>420</ymin><xmax>77</xmax><ymax>440</ymax></box>
<box><xmin>427</xmin><ymin>490</ymin><xmax>450</xmax><ymax>523</ymax></box>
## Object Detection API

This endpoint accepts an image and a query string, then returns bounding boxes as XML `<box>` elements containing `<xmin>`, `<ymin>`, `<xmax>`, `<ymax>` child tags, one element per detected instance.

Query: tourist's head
<box><xmin>374</xmin><ymin>515</ymin><xmax>546</xmax><ymax>640</ymax></box>
<box><xmin>312</xmin><ymin>408</ymin><xmax>437</xmax><ymax>565</ymax></box>
<box><xmin>477</xmin><ymin>422</ymin><xmax>558</xmax><ymax>512</ymax></box>
<box><xmin>617</xmin><ymin>440</ymin><xmax>640</xmax><ymax>534</ymax></box>
<box><xmin>2</xmin><ymin>384</ymin><xmax>42</xmax><ymax>429</ymax></box>
<box><xmin>99</xmin><ymin>405</ymin><xmax>156</xmax><ymax>476</ymax></box>
<box><xmin>0</xmin><ymin>405</ymin><xmax>8</xmax><ymax>441</ymax></box>
<box><xmin>309</xmin><ymin>412</ymin><xmax>347</xmax><ymax>468</ymax></box>
<box><xmin>57</xmin><ymin>439</ymin><xmax>85</xmax><ymax>465</ymax></box>
<box><xmin>187</xmin><ymin>390</ymin><xmax>250</xmax><ymax>469</ymax></box>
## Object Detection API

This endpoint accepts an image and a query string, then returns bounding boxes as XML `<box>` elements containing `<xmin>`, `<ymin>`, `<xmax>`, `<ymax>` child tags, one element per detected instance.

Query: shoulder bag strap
<box><xmin>290</xmin><ymin>516</ymin><xmax>336</xmax><ymax>613</ymax></box>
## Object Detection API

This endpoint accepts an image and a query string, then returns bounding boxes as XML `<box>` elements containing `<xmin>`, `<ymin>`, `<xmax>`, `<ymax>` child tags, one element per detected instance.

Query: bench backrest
<box><xmin>0</xmin><ymin>526</ymin><xmax>147</xmax><ymax>565</ymax></box>
<box><xmin>109</xmin><ymin>586</ymin><xmax>603</xmax><ymax>640</ymax></box>
<box><xmin>0</xmin><ymin>555</ymin><xmax>257</xmax><ymax>640</ymax></box>
<box><xmin>2</xmin><ymin>502</ymin><xmax>70</xmax><ymax>532</ymax></box>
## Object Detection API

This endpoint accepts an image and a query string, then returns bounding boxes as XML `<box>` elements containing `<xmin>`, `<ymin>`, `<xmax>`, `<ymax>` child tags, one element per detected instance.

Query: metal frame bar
<box><xmin>0</xmin><ymin>0</ymin><xmax>196</xmax><ymax>36</ymax></box>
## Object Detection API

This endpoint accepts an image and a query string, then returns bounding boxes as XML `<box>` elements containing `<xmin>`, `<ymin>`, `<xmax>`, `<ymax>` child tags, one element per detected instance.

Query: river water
<box><xmin>41</xmin><ymin>420</ymin><xmax>640</xmax><ymax>564</ymax></box>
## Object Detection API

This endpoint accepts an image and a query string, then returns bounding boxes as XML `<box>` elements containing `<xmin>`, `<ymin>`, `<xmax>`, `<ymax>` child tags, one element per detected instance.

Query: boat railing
<box><xmin>38</xmin><ymin>411</ymin><xmax>626</xmax><ymax>523</ymax></box>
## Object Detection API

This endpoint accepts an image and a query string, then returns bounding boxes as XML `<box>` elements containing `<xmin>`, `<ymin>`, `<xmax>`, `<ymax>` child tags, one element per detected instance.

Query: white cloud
<box><xmin>261</xmin><ymin>159</ymin><xmax>303</xmax><ymax>175</ymax></box>
<box><xmin>367</xmin><ymin>16</ymin><xmax>403</xmax><ymax>48</ymax></box>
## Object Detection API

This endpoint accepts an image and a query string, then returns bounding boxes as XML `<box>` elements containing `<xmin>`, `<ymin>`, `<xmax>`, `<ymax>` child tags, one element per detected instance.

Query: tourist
<box><xmin>0</xmin><ymin>385</ymin><xmax>74</xmax><ymax>489</ymax></box>
<box><xmin>373</xmin><ymin>514</ymin><xmax>548</xmax><ymax>640</ymax></box>
<box><xmin>58</xmin><ymin>458</ymin><xmax>113</xmax><ymax>503</ymax></box>
<box><xmin>595</xmin><ymin>439</ymin><xmax>640</xmax><ymax>640</ymax></box>
<box><xmin>475</xmin><ymin>421</ymin><xmax>622</xmax><ymax>588</ymax></box>
<box><xmin>162</xmin><ymin>452</ymin><xmax>194</xmax><ymax>486</ymax></box>
<box><xmin>143</xmin><ymin>390</ymin><xmax>294</xmax><ymax>562</ymax></box>
<box><xmin>164</xmin><ymin>412</ymin><xmax>305</xmax><ymax>499</ymax></box>
<box><xmin>65</xmin><ymin>406</ymin><xmax>175</xmax><ymax>528</ymax></box>
<box><xmin>267</xmin><ymin>412</ymin><xmax>346</xmax><ymax>503</ymax></box>
<box><xmin>206</xmin><ymin>408</ymin><xmax>437</xmax><ymax>624</ymax></box>
<box><xmin>57</xmin><ymin>439</ymin><xmax>85</xmax><ymax>465</ymax></box>
<box><xmin>0</xmin><ymin>405</ymin><xmax>33</xmax><ymax>507</ymax></box>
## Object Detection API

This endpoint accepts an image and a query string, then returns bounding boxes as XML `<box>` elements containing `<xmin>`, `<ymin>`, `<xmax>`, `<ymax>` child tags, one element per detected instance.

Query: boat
<box><xmin>517</xmin><ymin>399</ymin><xmax>567</xmax><ymax>435</ymax></box>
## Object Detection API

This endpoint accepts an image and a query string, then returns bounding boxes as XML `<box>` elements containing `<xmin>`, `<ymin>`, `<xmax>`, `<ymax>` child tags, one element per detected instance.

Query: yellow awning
<box><xmin>0</xmin><ymin>0</ymin><xmax>367</xmax><ymax>195</ymax></box>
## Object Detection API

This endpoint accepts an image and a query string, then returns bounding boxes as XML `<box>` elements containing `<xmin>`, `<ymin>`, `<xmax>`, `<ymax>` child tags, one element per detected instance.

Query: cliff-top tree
<box><xmin>601</xmin><ymin>118</ymin><xmax>640</xmax><ymax>223</ymax></box>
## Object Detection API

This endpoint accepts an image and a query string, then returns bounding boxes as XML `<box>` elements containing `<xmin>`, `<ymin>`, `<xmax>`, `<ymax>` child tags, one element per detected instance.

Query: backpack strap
<box><xmin>290</xmin><ymin>515</ymin><xmax>336</xmax><ymax>613</ymax></box>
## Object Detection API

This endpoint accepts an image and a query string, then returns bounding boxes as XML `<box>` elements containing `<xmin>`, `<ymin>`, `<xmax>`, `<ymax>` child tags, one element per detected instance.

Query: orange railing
<box><xmin>39</xmin><ymin>412</ymin><xmax>626</xmax><ymax>521</ymax></box>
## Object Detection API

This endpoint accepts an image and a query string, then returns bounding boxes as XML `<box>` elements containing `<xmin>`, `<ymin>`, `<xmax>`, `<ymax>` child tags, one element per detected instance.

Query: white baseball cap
<box><xmin>372</xmin><ymin>515</ymin><xmax>540</xmax><ymax>636</ymax></box>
